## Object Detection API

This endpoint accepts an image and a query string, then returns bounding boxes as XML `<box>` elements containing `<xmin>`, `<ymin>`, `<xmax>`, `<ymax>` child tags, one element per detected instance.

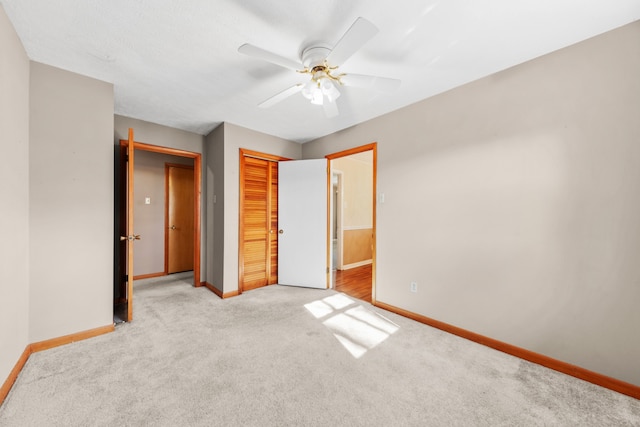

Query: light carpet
<box><xmin>1</xmin><ymin>273</ymin><xmax>639</xmax><ymax>426</ymax></box>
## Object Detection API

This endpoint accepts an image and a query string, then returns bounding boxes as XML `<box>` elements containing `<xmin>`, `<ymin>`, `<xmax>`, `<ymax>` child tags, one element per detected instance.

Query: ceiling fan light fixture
<box><xmin>302</xmin><ymin>74</ymin><xmax>340</xmax><ymax>106</ymax></box>
<box><xmin>310</xmin><ymin>87</ymin><xmax>324</xmax><ymax>105</ymax></box>
<box><xmin>301</xmin><ymin>80</ymin><xmax>324</xmax><ymax>105</ymax></box>
<box><xmin>301</xmin><ymin>80</ymin><xmax>315</xmax><ymax>100</ymax></box>
<box><xmin>320</xmin><ymin>79</ymin><xmax>341</xmax><ymax>103</ymax></box>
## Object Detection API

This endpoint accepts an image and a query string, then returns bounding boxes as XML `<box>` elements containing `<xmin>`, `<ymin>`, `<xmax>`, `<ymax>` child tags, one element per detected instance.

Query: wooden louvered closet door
<box><xmin>240</xmin><ymin>155</ymin><xmax>279</xmax><ymax>291</ymax></box>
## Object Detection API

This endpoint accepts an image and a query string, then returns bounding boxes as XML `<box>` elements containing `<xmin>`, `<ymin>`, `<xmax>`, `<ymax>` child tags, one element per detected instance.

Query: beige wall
<box><xmin>204</xmin><ymin>124</ymin><xmax>225</xmax><ymax>291</ymax></box>
<box><xmin>114</xmin><ymin>115</ymin><xmax>206</xmax><ymax>280</ymax></box>
<box><xmin>115</xmin><ymin>115</ymin><xmax>205</xmax><ymax>154</ymax></box>
<box><xmin>0</xmin><ymin>4</ymin><xmax>30</xmax><ymax>388</ymax></box>
<box><xmin>133</xmin><ymin>151</ymin><xmax>193</xmax><ymax>276</ymax></box>
<box><xmin>29</xmin><ymin>62</ymin><xmax>114</xmax><ymax>342</ymax></box>
<box><xmin>332</xmin><ymin>154</ymin><xmax>373</xmax><ymax>228</ymax></box>
<box><xmin>303</xmin><ymin>22</ymin><xmax>640</xmax><ymax>386</ymax></box>
<box><xmin>218</xmin><ymin>123</ymin><xmax>301</xmax><ymax>294</ymax></box>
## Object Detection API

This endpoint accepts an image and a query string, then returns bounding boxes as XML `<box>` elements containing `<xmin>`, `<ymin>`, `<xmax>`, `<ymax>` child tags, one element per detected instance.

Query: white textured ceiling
<box><xmin>2</xmin><ymin>0</ymin><xmax>639</xmax><ymax>143</ymax></box>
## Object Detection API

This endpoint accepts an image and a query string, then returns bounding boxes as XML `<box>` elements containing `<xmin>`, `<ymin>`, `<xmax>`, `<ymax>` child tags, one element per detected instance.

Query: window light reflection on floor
<box><xmin>304</xmin><ymin>293</ymin><xmax>400</xmax><ymax>359</ymax></box>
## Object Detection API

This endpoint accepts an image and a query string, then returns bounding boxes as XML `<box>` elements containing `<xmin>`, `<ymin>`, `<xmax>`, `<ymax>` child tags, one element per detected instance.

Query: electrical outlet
<box><xmin>410</xmin><ymin>282</ymin><xmax>418</xmax><ymax>293</ymax></box>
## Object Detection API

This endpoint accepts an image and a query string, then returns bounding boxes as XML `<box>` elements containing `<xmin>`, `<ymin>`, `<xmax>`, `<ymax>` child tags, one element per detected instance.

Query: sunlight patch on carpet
<box><xmin>304</xmin><ymin>293</ymin><xmax>354</xmax><ymax>318</ymax></box>
<box><xmin>304</xmin><ymin>294</ymin><xmax>400</xmax><ymax>358</ymax></box>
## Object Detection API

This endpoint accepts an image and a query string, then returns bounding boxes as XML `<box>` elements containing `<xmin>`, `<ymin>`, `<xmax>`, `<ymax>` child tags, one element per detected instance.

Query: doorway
<box><xmin>114</xmin><ymin>137</ymin><xmax>202</xmax><ymax>323</ymax></box>
<box><xmin>166</xmin><ymin>163</ymin><xmax>195</xmax><ymax>274</ymax></box>
<box><xmin>327</xmin><ymin>143</ymin><xmax>376</xmax><ymax>303</ymax></box>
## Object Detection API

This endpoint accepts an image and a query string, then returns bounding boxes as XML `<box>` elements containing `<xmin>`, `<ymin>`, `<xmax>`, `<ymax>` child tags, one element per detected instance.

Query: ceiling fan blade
<box><xmin>238</xmin><ymin>44</ymin><xmax>303</xmax><ymax>71</ymax></box>
<box><xmin>258</xmin><ymin>84</ymin><xmax>303</xmax><ymax>108</ymax></box>
<box><xmin>326</xmin><ymin>17</ymin><xmax>379</xmax><ymax>66</ymax></box>
<box><xmin>341</xmin><ymin>73</ymin><xmax>401</xmax><ymax>93</ymax></box>
<box><xmin>322</xmin><ymin>99</ymin><xmax>339</xmax><ymax>118</ymax></box>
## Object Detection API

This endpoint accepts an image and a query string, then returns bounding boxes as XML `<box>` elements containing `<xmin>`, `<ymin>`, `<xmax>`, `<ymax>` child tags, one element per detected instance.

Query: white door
<box><xmin>278</xmin><ymin>159</ymin><xmax>327</xmax><ymax>288</ymax></box>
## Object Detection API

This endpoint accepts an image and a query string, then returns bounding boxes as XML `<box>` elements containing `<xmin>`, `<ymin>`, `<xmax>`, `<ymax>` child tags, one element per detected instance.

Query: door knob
<box><xmin>170</xmin><ymin>225</ymin><xmax>176</xmax><ymax>230</ymax></box>
<box><xmin>278</xmin><ymin>229</ymin><xmax>284</xmax><ymax>234</ymax></box>
<box><xmin>120</xmin><ymin>235</ymin><xmax>141</xmax><ymax>241</ymax></box>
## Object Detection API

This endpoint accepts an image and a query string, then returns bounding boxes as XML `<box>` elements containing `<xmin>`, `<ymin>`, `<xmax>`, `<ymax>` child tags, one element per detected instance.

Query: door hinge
<box><xmin>326</xmin><ymin>267</ymin><xmax>329</xmax><ymax>274</ymax></box>
<box><xmin>125</xmin><ymin>154</ymin><xmax>129</xmax><ymax>162</ymax></box>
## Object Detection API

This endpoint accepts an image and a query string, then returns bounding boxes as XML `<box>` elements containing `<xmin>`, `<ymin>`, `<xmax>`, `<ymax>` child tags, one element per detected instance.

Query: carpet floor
<box><xmin>1</xmin><ymin>273</ymin><xmax>639</xmax><ymax>426</ymax></box>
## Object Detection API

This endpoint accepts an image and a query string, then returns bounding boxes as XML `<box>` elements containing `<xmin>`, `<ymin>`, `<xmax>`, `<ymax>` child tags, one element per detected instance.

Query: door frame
<box><xmin>119</xmin><ymin>139</ymin><xmax>202</xmax><ymax>288</ymax></box>
<box><xmin>238</xmin><ymin>148</ymin><xmax>291</xmax><ymax>294</ymax></box>
<box><xmin>165</xmin><ymin>163</ymin><xmax>195</xmax><ymax>274</ymax></box>
<box><xmin>326</xmin><ymin>142</ymin><xmax>377</xmax><ymax>303</ymax></box>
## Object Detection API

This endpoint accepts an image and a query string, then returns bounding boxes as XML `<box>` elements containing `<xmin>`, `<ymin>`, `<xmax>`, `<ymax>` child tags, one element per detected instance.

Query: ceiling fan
<box><xmin>238</xmin><ymin>17</ymin><xmax>401</xmax><ymax>118</ymax></box>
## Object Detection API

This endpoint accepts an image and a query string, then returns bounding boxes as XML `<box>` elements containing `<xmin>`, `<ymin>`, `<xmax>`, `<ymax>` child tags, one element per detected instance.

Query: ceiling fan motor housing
<box><xmin>301</xmin><ymin>46</ymin><xmax>332</xmax><ymax>68</ymax></box>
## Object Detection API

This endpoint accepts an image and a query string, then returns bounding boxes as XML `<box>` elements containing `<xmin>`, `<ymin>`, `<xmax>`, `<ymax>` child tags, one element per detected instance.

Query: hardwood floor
<box><xmin>333</xmin><ymin>264</ymin><xmax>372</xmax><ymax>302</ymax></box>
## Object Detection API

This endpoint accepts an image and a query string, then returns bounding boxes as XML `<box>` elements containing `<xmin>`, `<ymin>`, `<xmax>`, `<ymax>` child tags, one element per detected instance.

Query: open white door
<box><xmin>278</xmin><ymin>159</ymin><xmax>327</xmax><ymax>288</ymax></box>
